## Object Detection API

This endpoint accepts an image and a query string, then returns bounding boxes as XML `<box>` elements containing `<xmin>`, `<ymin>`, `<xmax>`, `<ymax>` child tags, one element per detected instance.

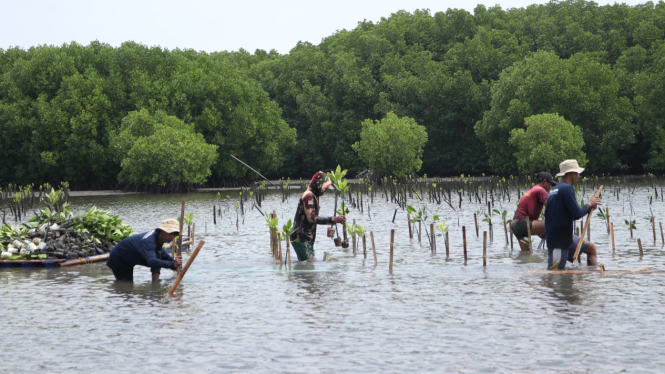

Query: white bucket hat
<box><xmin>157</xmin><ymin>218</ymin><xmax>180</xmax><ymax>234</ymax></box>
<box><xmin>556</xmin><ymin>159</ymin><xmax>585</xmax><ymax>177</ymax></box>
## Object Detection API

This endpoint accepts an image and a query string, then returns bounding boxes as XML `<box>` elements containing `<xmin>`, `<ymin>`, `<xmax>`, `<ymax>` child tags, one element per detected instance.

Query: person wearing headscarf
<box><xmin>290</xmin><ymin>171</ymin><xmax>346</xmax><ymax>261</ymax></box>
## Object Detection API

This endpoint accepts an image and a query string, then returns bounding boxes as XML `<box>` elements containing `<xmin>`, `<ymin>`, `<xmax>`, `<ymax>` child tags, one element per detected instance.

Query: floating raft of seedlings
<box><xmin>1</xmin><ymin>220</ymin><xmax>116</xmax><ymax>268</ymax></box>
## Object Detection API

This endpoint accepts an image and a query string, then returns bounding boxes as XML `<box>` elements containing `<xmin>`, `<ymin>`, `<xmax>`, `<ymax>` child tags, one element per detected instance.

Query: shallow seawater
<box><xmin>2</xmin><ymin>181</ymin><xmax>665</xmax><ymax>373</ymax></box>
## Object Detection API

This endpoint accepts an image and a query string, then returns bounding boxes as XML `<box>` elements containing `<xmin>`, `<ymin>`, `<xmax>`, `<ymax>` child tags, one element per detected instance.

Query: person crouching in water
<box><xmin>544</xmin><ymin>159</ymin><xmax>601</xmax><ymax>270</ymax></box>
<box><xmin>106</xmin><ymin>219</ymin><xmax>183</xmax><ymax>282</ymax></box>
<box><xmin>511</xmin><ymin>172</ymin><xmax>557</xmax><ymax>251</ymax></box>
<box><xmin>290</xmin><ymin>171</ymin><xmax>346</xmax><ymax>261</ymax></box>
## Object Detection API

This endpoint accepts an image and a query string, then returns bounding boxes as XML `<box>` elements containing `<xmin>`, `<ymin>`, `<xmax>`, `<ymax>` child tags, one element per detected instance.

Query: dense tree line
<box><xmin>1</xmin><ymin>0</ymin><xmax>665</xmax><ymax>187</ymax></box>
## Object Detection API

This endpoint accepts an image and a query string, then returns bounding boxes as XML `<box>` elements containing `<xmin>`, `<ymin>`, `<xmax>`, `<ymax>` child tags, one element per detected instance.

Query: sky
<box><xmin>0</xmin><ymin>0</ymin><xmax>652</xmax><ymax>55</ymax></box>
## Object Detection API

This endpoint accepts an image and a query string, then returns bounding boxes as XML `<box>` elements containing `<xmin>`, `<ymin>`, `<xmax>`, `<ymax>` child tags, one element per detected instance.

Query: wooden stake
<box><xmin>353</xmin><ymin>219</ymin><xmax>357</xmax><ymax>256</ymax></box>
<box><xmin>652</xmin><ymin>217</ymin><xmax>657</xmax><ymax>243</ymax></box>
<box><xmin>389</xmin><ymin>229</ymin><xmax>395</xmax><ymax>274</ymax></box>
<box><xmin>278</xmin><ymin>233</ymin><xmax>283</xmax><ymax>266</ymax></box>
<box><xmin>176</xmin><ymin>198</ymin><xmax>186</xmax><ymax>274</ymax></box>
<box><xmin>503</xmin><ymin>216</ymin><xmax>508</xmax><ymax>246</ymax></box>
<box><xmin>638</xmin><ymin>238</ymin><xmax>644</xmax><ymax>256</ymax></box>
<box><xmin>474</xmin><ymin>213</ymin><xmax>479</xmax><ymax>237</ymax></box>
<box><xmin>286</xmin><ymin>237</ymin><xmax>292</xmax><ymax>271</ymax></box>
<box><xmin>483</xmin><ymin>231</ymin><xmax>487</xmax><ymax>266</ymax></box>
<box><xmin>407</xmin><ymin>213</ymin><xmax>412</xmax><ymax>239</ymax></box>
<box><xmin>430</xmin><ymin>223</ymin><xmax>435</xmax><ymax>254</ymax></box>
<box><xmin>445</xmin><ymin>231</ymin><xmax>449</xmax><ymax>258</ymax></box>
<box><xmin>526</xmin><ymin>216</ymin><xmax>532</xmax><ymax>251</ymax></box>
<box><xmin>462</xmin><ymin>226</ymin><xmax>467</xmax><ymax>265</ymax></box>
<box><xmin>370</xmin><ymin>231</ymin><xmax>377</xmax><ymax>266</ymax></box>
<box><xmin>363</xmin><ymin>234</ymin><xmax>367</xmax><ymax>259</ymax></box>
<box><xmin>191</xmin><ymin>223</ymin><xmax>195</xmax><ymax>245</ymax></box>
<box><xmin>168</xmin><ymin>240</ymin><xmax>205</xmax><ymax>296</ymax></box>
<box><xmin>573</xmin><ymin>186</ymin><xmax>603</xmax><ymax>265</ymax></box>
<box><xmin>660</xmin><ymin>222</ymin><xmax>664</xmax><ymax>245</ymax></box>
<box><xmin>508</xmin><ymin>220</ymin><xmax>513</xmax><ymax>250</ymax></box>
<box><xmin>611</xmin><ymin>222</ymin><xmax>615</xmax><ymax>256</ymax></box>
<box><xmin>418</xmin><ymin>220</ymin><xmax>422</xmax><ymax>246</ymax></box>
<box><xmin>606</xmin><ymin>207</ymin><xmax>610</xmax><ymax>234</ymax></box>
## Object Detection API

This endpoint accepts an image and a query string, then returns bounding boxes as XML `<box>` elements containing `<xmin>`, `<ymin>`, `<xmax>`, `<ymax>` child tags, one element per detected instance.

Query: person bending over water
<box><xmin>511</xmin><ymin>172</ymin><xmax>557</xmax><ymax>251</ymax></box>
<box><xmin>106</xmin><ymin>219</ymin><xmax>183</xmax><ymax>281</ymax></box>
<box><xmin>544</xmin><ymin>160</ymin><xmax>601</xmax><ymax>270</ymax></box>
<box><xmin>290</xmin><ymin>171</ymin><xmax>345</xmax><ymax>261</ymax></box>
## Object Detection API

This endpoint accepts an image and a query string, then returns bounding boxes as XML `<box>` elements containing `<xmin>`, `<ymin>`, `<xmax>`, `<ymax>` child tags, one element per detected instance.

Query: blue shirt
<box><xmin>544</xmin><ymin>182</ymin><xmax>591</xmax><ymax>250</ymax></box>
<box><xmin>107</xmin><ymin>231</ymin><xmax>175</xmax><ymax>272</ymax></box>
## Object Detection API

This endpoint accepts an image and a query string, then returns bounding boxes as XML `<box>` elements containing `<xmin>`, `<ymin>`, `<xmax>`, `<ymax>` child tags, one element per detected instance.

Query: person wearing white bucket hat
<box><xmin>106</xmin><ymin>218</ymin><xmax>183</xmax><ymax>282</ymax></box>
<box><xmin>544</xmin><ymin>159</ymin><xmax>602</xmax><ymax>270</ymax></box>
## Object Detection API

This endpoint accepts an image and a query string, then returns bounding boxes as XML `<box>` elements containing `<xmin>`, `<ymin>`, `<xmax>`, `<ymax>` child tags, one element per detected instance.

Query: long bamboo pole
<box><xmin>168</xmin><ymin>240</ymin><xmax>205</xmax><ymax>296</ymax></box>
<box><xmin>572</xmin><ymin>186</ymin><xmax>603</xmax><ymax>265</ymax></box>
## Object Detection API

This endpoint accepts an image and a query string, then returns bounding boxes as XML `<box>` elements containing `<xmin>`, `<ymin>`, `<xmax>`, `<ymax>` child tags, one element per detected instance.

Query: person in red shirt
<box><xmin>511</xmin><ymin>172</ymin><xmax>557</xmax><ymax>251</ymax></box>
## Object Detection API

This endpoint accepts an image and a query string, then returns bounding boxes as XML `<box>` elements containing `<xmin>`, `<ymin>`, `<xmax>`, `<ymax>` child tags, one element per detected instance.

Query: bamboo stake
<box><xmin>430</xmin><ymin>223</ymin><xmax>435</xmax><ymax>254</ymax></box>
<box><xmin>191</xmin><ymin>223</ymin><xmax>195</xmax><ymax>245</ymax></box>
<box><xmin>363</xmin><ymin>234</ymin><xmax>367</xmax><ymax>259</ymax></box>
<box><xmin>407</xmin><ymin>213</ymin><xmax>412</xmax><ymax>239</ymax></box>
<box><xmin>526</xmin><ymin>216</ymin><xmax>532</xmax><ymax>251</ymax></box>
<box><xmin>445</xmin><ymin>231</ymin><xmax>449</xmax><ymax>258</ymax></box>
<box><xmin>652</xmin><ymin>216</ymin><xmax>657</xmax><ymax>243</ymax></box>
<box><xmin>389</xmin><ymin>229</ymin><xmax>395</xmax><ymax>274</ymax></box>
<box><xmin>371</xmin><ymin>231</ymin><xmax>377</xmax><ymax>266</ymax></box>
<box><xmin>418</xmin><ymin>220</ymin><xmax>422</xmax><ymax>246</ymax></box>
<box><xmin>503</xmin><ymin>216</ymin><xmax>508</xmax><ymax>246</ymax></box>
<box><xmin>483</xmin><ymin>231</ymin><xmax>487</xmax><ymax>266</ymax></box>
<box><xmin>462</xmin><ymin>226</ymin><xmax>467</xmax><ymax>265</ymax></box>
<box><xmin>660</xmin><ymin>222</ymin><xmax>664</xmax><ymax>245</ymax></box>
<box><xmin>176</xmin><ymin>198</ymin><xmax>186</xmax><ymax>274</ymax></box>
<box><xmin>286</xmin><ymin>237</ymin><xmax>292</xmax><ymax>271</ymax></box>
<box><xmin>587</xmin><ymin>216</ymin><xmax>591</xmax><ymax>241</ymax></box>
<box><xmin>638</xmin><ymin>238</ymin><xmax>644</xmax><ymax>257</ymax></box>
<box><xmin>611</xmin><ymin>222</ymin><xmax>615</xmax><ymax>256</ymax></box>
<box><xmin>573</xmin><ymin>186</ymin><xmax>603</xmax><ymax>265</ymax></box>
<box><xmin>606</xmin><ymin>207</ymin><xmax>610</xmax><ymax>234</ymax></box>
<box><xmin>353</xmin><ymin>219</ymin><xmax>357</xmax><ymax>256</ymax></box>
<box><xmin>508</xmin><ymin>220</ymin><xmax>513</xmax><ymax>250</ymax></box>
<box><xmin>278</xmin><ymin>233</ymin><xmax>283</xmax><ymax>266</ymax></box>
<box><xmin>474</xmin><ymin>213</ymin><xmax>479</xmax><ymax>237</ymax></box>
<box><xmin>168</xmin><ymin>240</ymin><xmax>205</xmax><ymax>296</ymax></box>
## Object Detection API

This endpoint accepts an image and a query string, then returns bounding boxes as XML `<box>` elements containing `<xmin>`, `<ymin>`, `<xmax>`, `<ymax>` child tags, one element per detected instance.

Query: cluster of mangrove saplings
<box><xmin>0</xmin><ymin>186</ymin><xmax>132</xmax><ymax>261</ymax></box>
<box><xmin>0</xmin><ymin>182</ymin><xmax>70</xmax><ymax>224</ymax></box>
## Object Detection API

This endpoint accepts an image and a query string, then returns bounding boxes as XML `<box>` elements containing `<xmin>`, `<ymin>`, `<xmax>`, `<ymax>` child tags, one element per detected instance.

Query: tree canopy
<box><xmin>2</xmin><ymin>0</ymin><xmax>665</xmax><ymax>187</ymax></box>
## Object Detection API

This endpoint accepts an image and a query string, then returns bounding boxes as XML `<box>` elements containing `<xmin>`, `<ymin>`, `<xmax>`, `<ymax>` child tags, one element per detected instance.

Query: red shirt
<box><xmin>513</xmin><ymin>185</ymin><xmax>548</xmax><ymax>221</ymax></box>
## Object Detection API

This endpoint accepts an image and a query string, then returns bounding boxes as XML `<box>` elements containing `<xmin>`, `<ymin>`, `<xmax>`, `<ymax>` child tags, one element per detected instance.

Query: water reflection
<box><xmin>540</xmin><ymin>274</ymin><xmax>583</xmax><ymax>305</ymax></box>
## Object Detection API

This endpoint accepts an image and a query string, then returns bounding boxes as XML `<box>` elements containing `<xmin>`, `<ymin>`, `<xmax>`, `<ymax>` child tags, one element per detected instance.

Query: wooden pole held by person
<box><xmin>168</xmin><ymin>240</ymin><xmax>205</xmax><ymax>296</ymax></box>
<box><xmin>370</xmin><ymin>231</ymin><xmax>378</xmax><ymax>266</ymax></box>
<box><xmin>389</xmin><ymin>229</ymin><xmax>395</xmax><ymax>274</ymax></box>
<box><xmin>638</xmin><ymin>238</ymin><xmax>644</xmax><ymax>257</ymax></box>
<box><xmin>573</xmin><ymin>186</ymin><xmax>604</xmax><ymax>265</ymax></box>
<box><xmin>462</xmin><ymin>226</ymin><xmax>468</xmax><ymax>265</ymax></box>
<box><xmin>483</xmin><ymin>231</ymin><xmax>487</xmax><ymax>266</ymax></box>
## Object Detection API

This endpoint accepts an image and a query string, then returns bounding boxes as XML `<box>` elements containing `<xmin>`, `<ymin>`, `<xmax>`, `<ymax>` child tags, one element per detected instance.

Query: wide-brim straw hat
<box><xmin>556</xmin><ymin>159</ymin><xmax>585</xmax><ymax>177</ymax></box>
<box><xmin>157</xmin><ymin>218</ymin><xmax>180</xmax><ymax>234</ymax></box>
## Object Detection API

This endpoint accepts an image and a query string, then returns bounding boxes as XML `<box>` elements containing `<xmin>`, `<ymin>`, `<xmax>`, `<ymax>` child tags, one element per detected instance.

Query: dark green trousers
<box><xmin>291</xmin><ymin>241</ymin><xmax>314</xmax><ymax>261</ymax></box>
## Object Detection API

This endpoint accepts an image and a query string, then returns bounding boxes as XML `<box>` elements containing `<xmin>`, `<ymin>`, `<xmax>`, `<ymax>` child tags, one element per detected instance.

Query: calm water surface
<box><xmin>2</xmin><ymin>182</ymin><xmax>665</xmax><ymax>373</ymax></box>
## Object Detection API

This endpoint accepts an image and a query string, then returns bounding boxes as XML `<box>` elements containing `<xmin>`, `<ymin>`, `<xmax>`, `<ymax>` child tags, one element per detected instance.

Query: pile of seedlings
<box><xmin>1</xmin><ymin>187</ymin><xmax>132</xmax><ymax>261</ymax></box>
